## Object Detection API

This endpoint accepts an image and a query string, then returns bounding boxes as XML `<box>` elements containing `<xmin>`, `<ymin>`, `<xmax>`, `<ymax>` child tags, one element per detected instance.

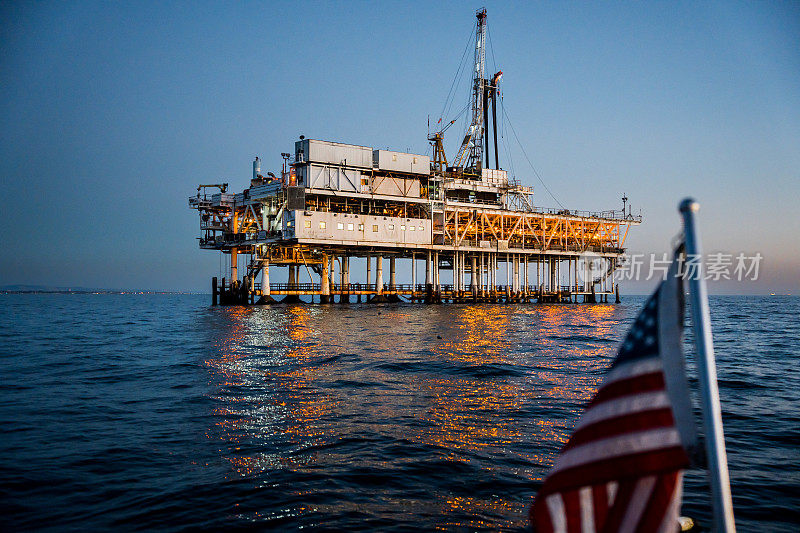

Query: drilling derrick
<box><xmin>453</xmin><ymin>8</ymin><xmax>488</xmax><ymax>174</ymax></box>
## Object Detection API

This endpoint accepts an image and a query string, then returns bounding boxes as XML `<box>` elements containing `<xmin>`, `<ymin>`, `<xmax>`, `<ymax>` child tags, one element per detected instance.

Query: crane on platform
<box><xmin>428</xmin><ymin>117</ymin><xmax>457</xmax><ymax>173</ymax></box>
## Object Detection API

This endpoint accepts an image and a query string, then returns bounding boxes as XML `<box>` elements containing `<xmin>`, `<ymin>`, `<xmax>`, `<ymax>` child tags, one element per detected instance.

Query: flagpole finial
<box><xmin>679</xmin><ymin>198</ymin><xmax>699</xmax><ymax>213</ymax></box>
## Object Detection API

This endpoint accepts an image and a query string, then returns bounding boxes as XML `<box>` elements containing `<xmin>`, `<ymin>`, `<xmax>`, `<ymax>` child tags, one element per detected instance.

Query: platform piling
<box><xmin>320</xmin><ymin>255</ymin><xmax>330</xmax><ymax>303</ymax></box>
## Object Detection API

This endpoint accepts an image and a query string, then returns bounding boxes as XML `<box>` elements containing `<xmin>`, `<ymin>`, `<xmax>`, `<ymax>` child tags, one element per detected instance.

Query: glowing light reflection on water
<box><xmin>204</xmin><ymin>303</ymin><xmax>627</xmax><ymax>529</ymax></box>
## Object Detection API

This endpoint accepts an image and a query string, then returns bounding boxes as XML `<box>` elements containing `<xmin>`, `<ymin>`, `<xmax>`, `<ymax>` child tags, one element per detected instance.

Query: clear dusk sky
<box><xmin>1</xmin><ymin>1</ymin><xmax>798</xmax><ymax>294</ymax></box>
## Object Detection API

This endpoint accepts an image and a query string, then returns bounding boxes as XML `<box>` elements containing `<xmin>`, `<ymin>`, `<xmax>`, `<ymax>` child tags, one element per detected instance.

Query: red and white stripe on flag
<box><xmin>531</xmin><ymin>255</ymin><xmax>696</xmax><ymax>533</ymax></box>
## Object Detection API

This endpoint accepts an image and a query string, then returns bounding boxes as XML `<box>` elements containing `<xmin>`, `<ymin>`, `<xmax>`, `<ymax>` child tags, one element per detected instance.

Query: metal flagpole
<box><xmin>679</xmin><ymin>198</ymin><xmax>736</xmax><ymax>532</ymax></box>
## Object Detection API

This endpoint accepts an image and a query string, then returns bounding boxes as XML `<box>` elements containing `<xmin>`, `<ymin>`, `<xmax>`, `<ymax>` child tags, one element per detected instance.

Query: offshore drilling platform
<box><xmin>189</xmin><ymin>9</ymin><xmax>641</xmax><ymax>305</ymax></box>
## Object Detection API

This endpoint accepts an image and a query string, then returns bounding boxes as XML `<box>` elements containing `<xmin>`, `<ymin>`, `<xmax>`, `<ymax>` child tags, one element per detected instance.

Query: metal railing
<box><xmin>333</xmin><ymin>283</ymin><xmax>376</xmax><ymax>291</ymax></box>
<box><xmin>531</xmin><ymin>207</ymin><xmax>642</xmax><ymax>222</ymax></box>
<box><xmin>269</xmin><ymin>283</ymin><xmax>320</xmax><ymax>291</ymax></box>
<box><xmin>441</xmin><ymin>196</ymin><xmax>641</xmax><ymax>222</ymax></box>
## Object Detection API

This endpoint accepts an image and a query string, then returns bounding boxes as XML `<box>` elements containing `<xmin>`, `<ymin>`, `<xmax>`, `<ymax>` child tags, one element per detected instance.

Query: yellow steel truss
<box><xmin>439</xmin><ymin>207</ymin><xmax>630</xmax><ymax>253</ymax></box>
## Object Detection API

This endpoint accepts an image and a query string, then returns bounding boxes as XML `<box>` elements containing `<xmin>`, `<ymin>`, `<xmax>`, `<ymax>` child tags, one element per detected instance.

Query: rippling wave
<box><xmin>0</xmin><ymin>294</ymin><xmax>797</xmax><ymax>531</ymax></box>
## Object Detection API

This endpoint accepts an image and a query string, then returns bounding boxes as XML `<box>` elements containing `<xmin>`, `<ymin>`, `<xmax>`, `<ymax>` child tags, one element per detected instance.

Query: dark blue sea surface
<box><xmin>0</xmin><ymin>294</ymin><xmax>798</xmax><ymax>531</ymax></box>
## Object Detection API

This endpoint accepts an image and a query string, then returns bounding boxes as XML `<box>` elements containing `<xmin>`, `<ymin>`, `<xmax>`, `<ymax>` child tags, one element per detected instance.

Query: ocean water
<box><xmin>0</xmin><ymin>294</ymin><xmax>797</xmax><ymax>531</ymax></box>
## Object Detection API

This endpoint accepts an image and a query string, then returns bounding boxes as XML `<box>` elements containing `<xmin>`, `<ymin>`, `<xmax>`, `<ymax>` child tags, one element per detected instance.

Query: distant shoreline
<box><xmin>0</xmin><ymin>290</ymin><xmax>203</xmax><ymax>295</ymax></box>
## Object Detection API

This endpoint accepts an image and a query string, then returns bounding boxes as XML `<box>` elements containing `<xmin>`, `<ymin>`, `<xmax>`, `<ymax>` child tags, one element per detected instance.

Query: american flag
<box><xmin>531</xmin><ymin>255</ymin><xmax>698</xmax><ymax>532</ymax></box>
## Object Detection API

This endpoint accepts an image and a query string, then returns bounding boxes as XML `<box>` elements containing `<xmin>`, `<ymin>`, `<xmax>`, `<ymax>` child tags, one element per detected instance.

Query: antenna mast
<box><xmin>453</xmin><ymin>8</ymin><xmax>488</xmax><ymax>173</ymax></box>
